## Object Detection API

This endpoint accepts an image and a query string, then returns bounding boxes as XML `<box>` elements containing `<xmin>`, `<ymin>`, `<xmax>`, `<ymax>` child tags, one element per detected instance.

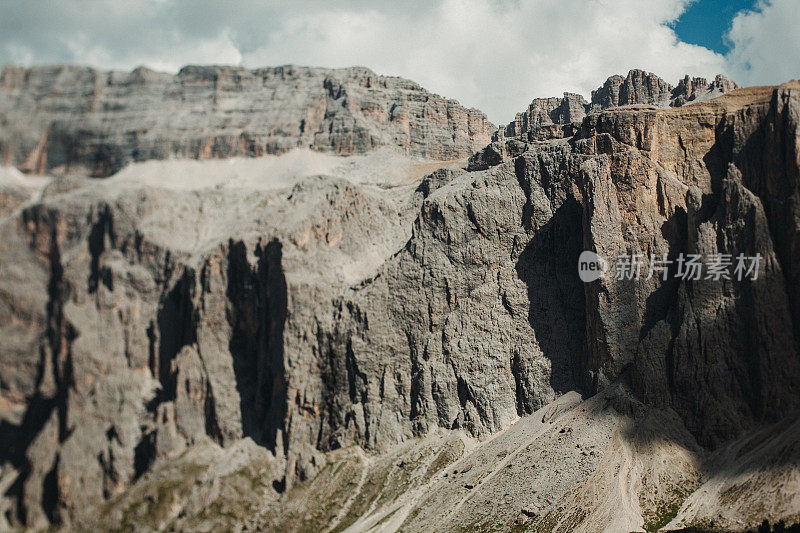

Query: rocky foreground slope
<box><xmin>0</xmin><ymin>68</ymin><xmax>799</xmax><ymax>532</ymax></box>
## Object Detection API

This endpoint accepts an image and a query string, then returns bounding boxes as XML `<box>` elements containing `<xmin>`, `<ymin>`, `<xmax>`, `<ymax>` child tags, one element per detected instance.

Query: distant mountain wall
<box><xmin>0</xmin><ymin>64</ymin><xmax>494</xmax><ymax>176</ymax></box>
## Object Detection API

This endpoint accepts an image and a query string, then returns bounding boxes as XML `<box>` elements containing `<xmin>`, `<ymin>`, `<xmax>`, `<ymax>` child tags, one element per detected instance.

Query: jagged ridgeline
<box><xmin>496</xmin><ymin>69</ymin><xmax>739</xmax><ymax>142</ymax></box>
<box><xmin>0</xmin><ymin>65</ymin><xmax>799</xmax><ymax>532</ymax></box>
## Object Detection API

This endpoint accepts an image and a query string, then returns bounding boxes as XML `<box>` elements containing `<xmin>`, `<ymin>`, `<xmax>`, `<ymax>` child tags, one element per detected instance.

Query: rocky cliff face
<box><xmin>0</xmin><ymin>69</ymin><xmax>798</xmax><ymax>532</ymax></box>
<box><xmin>576</xmin><ymin>84</ymin><xmax>800</xmax><ymax>447</ymax></box>
<box><xmin>670</xmin><ymin>73</ymin><xmax>741</xmax><ymax>107</ymax></box>
<box><xmin>499</xmin><ymin>69</ymin><xmax>740</xmax><ymax>143</ymax></box>
<box><xmin>589</xmin><ymin>69</ymin><xmax>675</xmax><ymax>109</ymax></box>
<box><xmin>0</xmin><ymin>64</ymin><xmax>493</xmax><ymax>176</ymax></box>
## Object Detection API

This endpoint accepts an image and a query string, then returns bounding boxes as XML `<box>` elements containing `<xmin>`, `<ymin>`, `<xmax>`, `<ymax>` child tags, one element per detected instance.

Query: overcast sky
<box><xmin>0</xmin><ymin>0</ymin><xmax>797</xmax><ymax>124</ymax></box>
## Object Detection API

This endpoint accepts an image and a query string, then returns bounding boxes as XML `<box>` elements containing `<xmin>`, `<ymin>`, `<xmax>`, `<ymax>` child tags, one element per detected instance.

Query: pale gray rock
<box><xmin>501</xmin><ymin>93</ymin><xmax>588</xmax><ymax>140</ymax></box>
<box><xmin>671</xmin><ymin>74</ymin><xmax>740</xmax><ymax>106</ymax></box>
<box><xmin>590</xmin><ymin>68</ymin><xmax>674</xmax><ymax>109</ymax></box>
<box><xmin>0</xmin><ymin>64</ymin><xmax>493</xmax><ymax>176</ymax></box>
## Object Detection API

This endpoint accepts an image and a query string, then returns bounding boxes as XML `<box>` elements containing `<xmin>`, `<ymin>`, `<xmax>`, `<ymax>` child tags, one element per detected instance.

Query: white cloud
<box><xmin>1</xmin><ymin>0</ymin><xmax>797</xmax><ymax>124</ymax></box>
<box><xmin>724</xmin><ymin>0</ymin><xmax>800</xmax><ymax>87</ymax></box>
<box><xmin>239</xmin><ymin>0</ymin><xmax>726</xmax><ymax>123</ymax></box>
<box><xmin>60</xmin><ymin>32</ymin><xmax>242</xmax><ymax>73</ymax></box>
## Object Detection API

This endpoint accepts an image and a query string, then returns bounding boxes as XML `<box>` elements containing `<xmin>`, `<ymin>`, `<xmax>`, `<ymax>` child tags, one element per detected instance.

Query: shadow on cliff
<box><xmin>0</xmin><ymin>215</ymin><xmax>74</xmax><ymax>526</ymax></box>
<box><xmin>226</xmin><ymin>239</ymin><xmax>288</xmax><ymax>452</ymax></box>
<box><xmin>732</xmin><ymin>91</ymin><xmax>800</xmax><ymax>353</ymax></box>
<box><xmin>610</xmin><ymin>111</ymin><xmax>800</xmax><ymax>472</ymax></box>
<box><xmin>514</xmin><ymin>197</ymin><xmax>587</xmax><ymax>414</ymax></box>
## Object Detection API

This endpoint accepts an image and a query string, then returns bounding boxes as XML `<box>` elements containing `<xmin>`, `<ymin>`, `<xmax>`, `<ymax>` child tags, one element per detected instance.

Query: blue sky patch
<box><xmin>672</xmin><ymin>0</ymin><xmax>758</xmax><ymax>54</ymax></box>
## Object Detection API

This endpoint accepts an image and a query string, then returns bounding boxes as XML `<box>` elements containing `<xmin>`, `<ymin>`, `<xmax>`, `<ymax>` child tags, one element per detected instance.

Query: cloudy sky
<box><xmin>1</xmin><ymin>0</ymin><xmax>797</xmax><ymax>123</ymax></box>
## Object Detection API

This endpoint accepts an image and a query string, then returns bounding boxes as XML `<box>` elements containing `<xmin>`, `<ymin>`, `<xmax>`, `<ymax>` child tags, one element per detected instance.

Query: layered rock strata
<box><xmin>0</xmin><ymin>64</ymin><xmax>493</xmax><ymax>176</ymax></box>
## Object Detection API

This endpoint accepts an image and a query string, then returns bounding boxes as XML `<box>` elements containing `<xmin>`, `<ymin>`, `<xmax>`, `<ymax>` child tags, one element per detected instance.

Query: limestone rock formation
<box><xmin>0</xmin><ymin>64</ymin><xmax>493</xmax><ymax>176</ymax></box>
<box><xmin>498</xmin><ymin>69</ymin><xmax>740</xmax><ymax>143</ymax></box>
<box><xmin>671</xmin><ymin>73</ymin><xmax>741</xmax><ymax>106</ymax></box>
<box><xmin>500</xmin><ymin>92</ymin><xmax>588</xmax><ymax>139</ymax></box>
<box><xmin>590</xmin><ymin>68</ymin><xmax>675</xmax><ymax>109</ymax></box>
<box><xmin>0</xmin><ymin>68</ymin><xmax>798</xmax><ymax>532</ymax></box>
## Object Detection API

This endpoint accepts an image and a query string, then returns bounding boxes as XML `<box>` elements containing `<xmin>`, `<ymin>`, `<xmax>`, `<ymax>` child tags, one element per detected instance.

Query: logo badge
<box><xmin>578</xmin><ymin>251</ymin><xmax>608</xmax><ymax>282</ymax></box>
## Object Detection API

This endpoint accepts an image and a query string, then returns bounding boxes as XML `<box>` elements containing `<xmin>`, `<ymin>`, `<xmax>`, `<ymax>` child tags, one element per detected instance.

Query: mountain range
<box><xmin>0</xmin><ymin>64</ymin><xmax>798</xmax><ymax>532</ymax></box>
